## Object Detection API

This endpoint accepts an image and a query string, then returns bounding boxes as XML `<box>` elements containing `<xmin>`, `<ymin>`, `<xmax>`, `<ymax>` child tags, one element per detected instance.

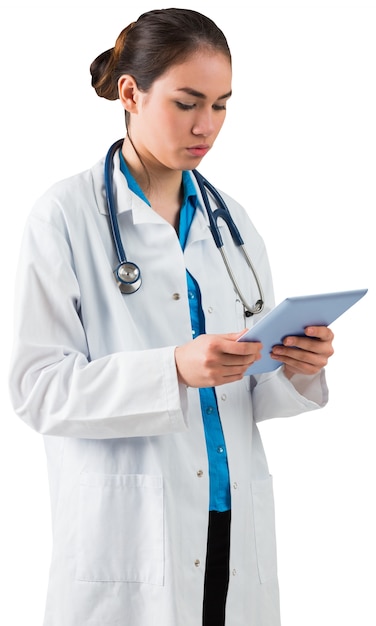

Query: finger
<box><xmin>216</xmin><ymin>328</ymin><xmax>261</xmax><ymax>354</ymax></box>
<box><xmin>221</xmin><ymin>336</ymin><xmax>263</xmax><ymax>357</ymax></box>
<box><xmin>222</xmin><ymin>351</ymin><xmax>262</xmax><ymax>367</ymax></box>
<box><xmin>304</xmin><ymin>326</ymin><xmax>334</xmax><ymax>341</ymax></box>
<box><xmin>221</xmin><ymin>331</ymin><xmax>251</xmax><ymax>341</ymax></box>
<box><xmin>280</xmin><ymin>335</ymin><xmax>334</xmax><ymax>357</ymax></box>
<box><xmin>271</xmin><ymin>346</ymin><xmax>330</xmax><ymax>371</ymax></box>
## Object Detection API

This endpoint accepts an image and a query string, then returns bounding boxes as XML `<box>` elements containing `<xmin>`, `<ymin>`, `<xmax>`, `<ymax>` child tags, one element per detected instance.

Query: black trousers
<box><xmin>202</xmin><ymin>510</ymin><xmax>231</xmax><ymax>626</ymax></box>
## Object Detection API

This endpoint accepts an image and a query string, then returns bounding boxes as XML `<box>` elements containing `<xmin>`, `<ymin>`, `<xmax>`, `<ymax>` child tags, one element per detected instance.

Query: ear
<box><xmin>118</xmin><ymin>75</ymin><xmax>140</xmax><ymax>113</ymax></box>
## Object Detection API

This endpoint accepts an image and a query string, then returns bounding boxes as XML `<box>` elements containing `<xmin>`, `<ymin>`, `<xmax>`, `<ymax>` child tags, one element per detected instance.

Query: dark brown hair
<box><xmin>90</xmin><ymin>8</ymin><xmax>231</xmax><ymax>101</ymax></box>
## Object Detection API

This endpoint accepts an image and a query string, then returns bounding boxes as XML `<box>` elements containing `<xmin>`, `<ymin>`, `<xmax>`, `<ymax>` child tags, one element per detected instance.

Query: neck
<box><xmin>121</xmin><ymin>137</ymin><xmax>183</xmax><ymax>230</ymax></box>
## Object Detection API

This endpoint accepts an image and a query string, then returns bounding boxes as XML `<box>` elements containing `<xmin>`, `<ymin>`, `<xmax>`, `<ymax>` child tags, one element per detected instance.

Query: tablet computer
<box><xmin>238</xmin><ymin>288</ymin><xmax>368</xmax><ymax>374</ymax></box>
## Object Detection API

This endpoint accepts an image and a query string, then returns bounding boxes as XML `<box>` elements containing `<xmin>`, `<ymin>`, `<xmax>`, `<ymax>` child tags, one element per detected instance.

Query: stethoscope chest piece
<box><xmin>114</xmin><ymin>261</ymin><xmax>142</xmax><ymax>294</ymax></box>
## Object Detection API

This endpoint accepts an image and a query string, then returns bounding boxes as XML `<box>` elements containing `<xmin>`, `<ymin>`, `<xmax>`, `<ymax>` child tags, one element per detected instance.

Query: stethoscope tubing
<box><xmin>104</xmin><ymin>139</ymin><xmax>127</xmax><ymax>263</ymax></box>
<box><xmin>192</xmin><ymin>170</ymin><xmax>244</xmax><ymax>248</ymax></box>
<box><xmin>192</xmin><ymin>170</ymin><xmax>264</xmax><ymax>315</ymax></box>
<box><xmin>104</xmin><ymin>139</ymin><xmax>264</xmax><ymax>314</ymax></box>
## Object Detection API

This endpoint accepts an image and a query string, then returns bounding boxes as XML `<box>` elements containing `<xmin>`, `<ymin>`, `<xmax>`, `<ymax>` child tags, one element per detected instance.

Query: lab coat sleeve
<box><xmin>9</xmin><ymin>214</ymin><xmax>188</xmax><ymax>439</ymax></box>
<box><xmin>251</xmin><ymin>367</ymin><xmax>329</xmax><ymax>422</ymax></box>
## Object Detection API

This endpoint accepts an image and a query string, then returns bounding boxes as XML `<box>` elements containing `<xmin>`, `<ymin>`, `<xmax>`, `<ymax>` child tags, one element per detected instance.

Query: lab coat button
<box><xmin>207</xmin><ymin>306</ymin><xmax>214</xmax><ymax>313</ymax></box>
<box><xmin>232</xmin><ymin>569</ymin><xmax>237</xmax><ymax>576</ymax></box>
<box><xmin>197</xmin><ymin>469</ymin><xmax>203</xmax><ymax>477</ymax></box>
<box><xmin>194</xmin><ymin>559</ymin><xmax>200</xmax><ymax>567</ymax></box>
<box><xmin>233</xmin><ymin>482</ymin><xmax>238</xmax><ymax>489</ymax></box>
<box><xmin>172</xmin><ymin>293</ymin><xmax>181</xmax><ymax>300</ymax></box>
<box><xmin>221</xmin><ymin>394</ymin><xmax>227</xmax><ymax>401</ymax></box>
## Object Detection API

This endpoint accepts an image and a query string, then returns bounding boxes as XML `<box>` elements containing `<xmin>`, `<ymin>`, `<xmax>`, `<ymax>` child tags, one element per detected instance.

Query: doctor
<box><xmin>9</xmin><ymin>8</ymin><xmax>334</xmax><ymax>626</ymax></box>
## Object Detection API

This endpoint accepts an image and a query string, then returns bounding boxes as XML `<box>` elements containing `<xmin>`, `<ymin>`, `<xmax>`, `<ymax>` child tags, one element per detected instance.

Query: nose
<box><xmin>191</xmin><ymin>109</ymin><xmax>215</xmax><ymax>137</ymax></box>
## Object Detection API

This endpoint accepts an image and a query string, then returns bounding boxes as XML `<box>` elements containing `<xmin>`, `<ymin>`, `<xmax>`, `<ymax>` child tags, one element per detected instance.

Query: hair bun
<box><xmin>90</xmin><ymin>48</ymin><xmax>118</xmax><ymax>100</ymax></box>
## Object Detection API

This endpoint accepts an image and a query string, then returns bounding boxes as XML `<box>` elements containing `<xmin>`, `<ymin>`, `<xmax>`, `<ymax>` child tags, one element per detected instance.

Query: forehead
<box><xmin>152</xmin><ymin>51</ymin><xmax>232</xmax><ymax>95</ymax></box>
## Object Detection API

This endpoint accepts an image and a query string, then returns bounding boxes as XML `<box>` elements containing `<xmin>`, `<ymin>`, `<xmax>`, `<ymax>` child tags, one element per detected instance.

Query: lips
<box><xmin>187</xmin><ymin>145</ymin><xmax>210</xmax><ymax>157</ymax></box>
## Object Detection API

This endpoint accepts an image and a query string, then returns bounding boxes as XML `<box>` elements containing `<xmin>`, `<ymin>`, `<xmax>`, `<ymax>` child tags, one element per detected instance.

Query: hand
<box><xmin>271</xmin><ymin>326</ymin><xmax>334</xmax><ymax>378</ymax></box>
<box><xmin>175</xmin><ymin>332</ymin><xmax>262</xmax><ymax>388</ymax></box>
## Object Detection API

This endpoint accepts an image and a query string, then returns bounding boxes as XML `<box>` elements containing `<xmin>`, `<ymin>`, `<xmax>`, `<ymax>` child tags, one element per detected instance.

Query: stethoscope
<box><xmin>104</xmin><ymin>139</ymin><xmax>264</xmax><ymax>317</ymax></box>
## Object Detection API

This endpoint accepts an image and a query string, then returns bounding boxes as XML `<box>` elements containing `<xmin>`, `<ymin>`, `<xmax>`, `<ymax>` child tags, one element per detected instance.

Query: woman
<box><xmin>9</xmin><ymin>8</ymin><xmax>334</xmax><ymax>626</ymax></box>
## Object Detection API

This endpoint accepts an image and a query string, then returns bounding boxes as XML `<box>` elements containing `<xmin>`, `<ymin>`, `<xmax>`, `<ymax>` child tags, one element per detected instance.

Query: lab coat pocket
<box><xmin>251</xmin><ymin>476</ymin><xmax>278</xmax><ymax>583</ymax></box>
<box><xmin>76</xmin><ymin>473</ymin><xmax>164</xmax><ymax>585</ymax></box>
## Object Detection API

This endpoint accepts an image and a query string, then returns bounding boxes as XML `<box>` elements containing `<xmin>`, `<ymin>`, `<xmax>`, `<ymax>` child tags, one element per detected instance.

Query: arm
<box><xmin>9</xmin><ymin>215</ymin><xmax>188</xmax><ymax>439</ymax></box>
<box><xmin>251</xmin><ymin>326</ymin><xmax>334</xmax><ymax>422</ymax></box>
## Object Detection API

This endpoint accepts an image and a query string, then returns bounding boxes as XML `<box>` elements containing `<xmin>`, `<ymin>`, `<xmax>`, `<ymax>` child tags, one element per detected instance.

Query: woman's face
<box><xmin>123</xmin><ymin>50</ymin><xmax>232</xmax><ymax>172</ymax></box>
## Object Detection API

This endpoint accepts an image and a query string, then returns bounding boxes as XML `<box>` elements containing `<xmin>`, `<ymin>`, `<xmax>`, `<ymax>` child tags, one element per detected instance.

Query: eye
<box><xmin>213</xmin><ymin>104</ymin><xmax>227</xmax><ymax>111</ymax></box>
<box><xmin>175</xmin><ymin>101</ymin><xmax>196</xmax><ymax>111</ymax></box>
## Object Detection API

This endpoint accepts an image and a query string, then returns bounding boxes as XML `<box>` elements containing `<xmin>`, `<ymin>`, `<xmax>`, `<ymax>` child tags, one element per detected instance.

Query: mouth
<box><xmin>186</xmin><ymin>145</ymin><xmax>210</xmax><ymax>158</ymax></box>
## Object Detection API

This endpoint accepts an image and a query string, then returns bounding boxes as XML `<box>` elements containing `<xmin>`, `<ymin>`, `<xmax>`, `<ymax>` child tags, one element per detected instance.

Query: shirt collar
<box><xmin>119</xmin><ymin>151</ymin><xmax>199</xmax><ymax>248</ymax></box>
<box><xmin>119</xmin><ymin>151</ymin><xmax>150</xmax><ymax>206</ymax></box>
<box><xmin>179</xmin><ymin>171</ymin><xmax>199</xmax><ymax>249</ymax></box>
<box><xmin>182</xmin><ymin>170</ymin><xmax>199</xmax><ymax>208</ymax></box>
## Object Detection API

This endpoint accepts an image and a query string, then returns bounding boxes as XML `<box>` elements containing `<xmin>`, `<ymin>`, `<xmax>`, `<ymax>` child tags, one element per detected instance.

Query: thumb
<box><xmin>222</xmin><ymin>330</ymin><xmax>249</xmax><ymax>342</ymax></box>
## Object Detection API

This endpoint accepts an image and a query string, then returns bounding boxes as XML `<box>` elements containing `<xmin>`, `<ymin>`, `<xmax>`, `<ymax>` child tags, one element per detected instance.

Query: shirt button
<box><xmin>206</xmin><ymin>406</ymin><xmax>214</xmax><ymax>415</ymax></box>
<box><xmin>172</xmin><ymin>293</ymin><xmax>181</xmax><ymax>300</ymax></box>
<box><xmin>194</xmin><ymin>559</ymin><xmax>200</xmax><ymax>567</ymax></box>
<box><xmin>217</xmin><ymin>446</ymin><xmax>224</xmax><ymax>454</ymax></box>
<box><xmin>197</xmin><ymin>470</ymin><xmax>204</xmax><ymax>477</ymax></box>
<box><xmin>188</xmin><ymin>291</ymin><xmax>195</xmax><ymax>299</ymax></box>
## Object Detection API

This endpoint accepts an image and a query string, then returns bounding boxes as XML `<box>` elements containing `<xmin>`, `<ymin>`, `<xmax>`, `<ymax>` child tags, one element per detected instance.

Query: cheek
<box><xmin>159</xmin><ymin>119</ymin><xmax>189</xmax><ymax>152</ymax></box>
<box><xmin>152</xmin><ymin>109</ymin><xmax>181</xmax><ymax>139</ymax></box>
<box><xmin>214</xmin><ymin>114</ymin><xmax>227</xmax><ymax>137</ymax></box>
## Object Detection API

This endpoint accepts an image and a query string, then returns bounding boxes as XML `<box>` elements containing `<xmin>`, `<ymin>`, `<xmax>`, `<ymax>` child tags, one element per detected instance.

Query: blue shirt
<box><xmin>119</xmin><ymin>153</ymin><xmax>231</xmax><ymax>511</ymax></box>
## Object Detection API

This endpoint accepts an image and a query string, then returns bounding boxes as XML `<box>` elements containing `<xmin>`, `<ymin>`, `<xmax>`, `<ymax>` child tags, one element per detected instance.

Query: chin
<box><xmin>178</xmin><ymin>155</ymin><xmax>205</xmax><ymax>171</ymax></box>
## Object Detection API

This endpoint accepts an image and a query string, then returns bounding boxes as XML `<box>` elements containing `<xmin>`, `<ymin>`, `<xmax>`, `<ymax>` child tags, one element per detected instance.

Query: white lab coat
<box><xmin>9</xmin><ymin>150</ymin><xmax>328</xmax><ymax>626</ymax></box>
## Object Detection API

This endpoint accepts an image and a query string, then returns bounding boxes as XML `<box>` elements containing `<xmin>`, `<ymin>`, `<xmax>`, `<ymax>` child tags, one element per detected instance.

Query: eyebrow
<box><xmin>176</xmin><ymin>87</ymin><xmax>232</xmax><ymax>100</ymax></box>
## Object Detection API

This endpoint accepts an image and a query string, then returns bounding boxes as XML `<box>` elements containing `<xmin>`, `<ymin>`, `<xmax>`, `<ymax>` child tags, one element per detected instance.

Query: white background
<box><xmin>0</xmin><ymin>1</ymin><xmax>374</xmax><ymax>624</ymax></box>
